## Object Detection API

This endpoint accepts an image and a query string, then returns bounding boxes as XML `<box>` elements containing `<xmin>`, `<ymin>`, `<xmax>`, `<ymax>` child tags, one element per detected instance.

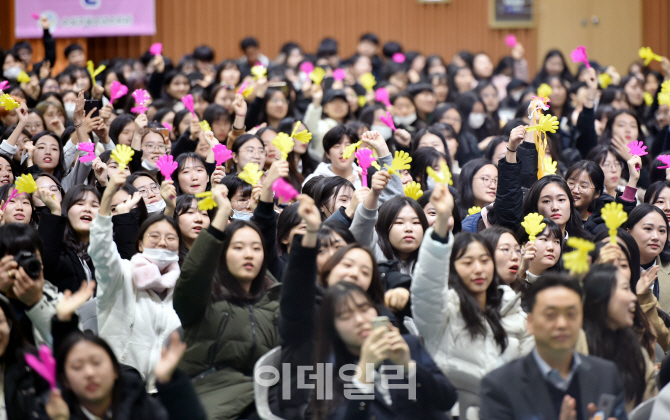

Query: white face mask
<box><xmin>3</xmin><ymin>67</ymin><xmax>21</xmax><ymax>80</ymax></box>
<box><xmin>232</xmin><ymin>209</ymin><xmax>253</xmax><ymax>221</ymax></box>
<box><xmin>511</xmin><ymin>90</ymin><xmax>523</xmax><ymax>102</ymax></box>
<box><xmin>468</xmin><ymin>113</ymin><xmax>486</xmax><ymax>129</ymax></box>
<box><xmin>141</xmin><ymin>247</ymin><xmax>179</xmax><ymax>271</ymax></box>
<box><xmin>145</xmin><ymin>199</ymin><xmax>166</xmax><ymax>214</ymax></box>
<box><xmin>64</xmin><ymin>103</ymin><xmax>76</xmax><ymax>119</ymax></box>
<box><xmin>427</xmin><ymin>176</ymin><xmax>437</xmax><ymax>190</ymax></box>
<box><xmin>395</xmin><ymin>114</ymin><xmax>417</xmax><ymax>126</ymax></box>
<box><xmin>371</xmin><ymin>125</ymin><xmax>393</xmax><ymax>140</ymax></box>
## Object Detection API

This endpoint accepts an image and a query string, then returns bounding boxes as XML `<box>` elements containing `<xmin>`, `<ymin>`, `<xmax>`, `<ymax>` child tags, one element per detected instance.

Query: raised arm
<box><xmin>361</xmin><ymin>130</ymin><xmax>403</xmax><ymax>204</ymax></box>
<box><xmin>494</xmin><ymin>125</ymin><xmax>526</xmax><ymax>231</ymax></box>
<box><xmin>349</xmin><ymin>170</ymin><xmax>392</xmax><ymax>247</ymax></box>
<box><xmin>574</xmin><ymin>68</ymin><xmax>599</xmax><ymax>159</ymax></box>
<box><xmin>174</xmin><ymin>184</ymin><xmax>231</xmax><ymax>327</ymax></box>
<box><xmin>0</xmin><ymin>103</ymin><xmax>28</xmax><ymax>156</ymax></box>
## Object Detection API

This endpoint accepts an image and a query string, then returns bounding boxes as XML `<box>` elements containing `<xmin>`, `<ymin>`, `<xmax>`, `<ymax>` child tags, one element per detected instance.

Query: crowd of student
<box><xmin>2</xmin><ymin>16</ymin><xmax>670</xmax><ymax>419</ymax></box>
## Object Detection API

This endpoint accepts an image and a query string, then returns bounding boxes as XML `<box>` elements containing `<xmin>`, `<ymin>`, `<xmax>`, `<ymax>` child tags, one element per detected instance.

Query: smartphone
<box><xmin>594</xmin><ymin>393</ymin><xmax>615</xmax><ymax>419</ymax></box>
<box><xmin>371</xmin><ymin>316</ymin><xmax>389</xmax><ymax>332</ymax></box>
<box><xmin>157</xmin><ymin>128</ymin><xmax>169</xmax><ymax>143</ymax></box>
<box><xmin>84</xmin><ymin>99</ymin><xmax>102</xmax><ymax>119</ymax></box>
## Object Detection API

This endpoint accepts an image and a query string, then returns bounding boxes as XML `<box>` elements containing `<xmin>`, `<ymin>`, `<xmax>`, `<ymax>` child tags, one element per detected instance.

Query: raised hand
<box><xmin>155</xmin><ymin>331</ymin><xmax>187</xmax><ymax>384</ymax></box>
<box><xmin>56</xmin><ymin>280</ymin><xmax>96</xmax><ymax>321</ymax></box>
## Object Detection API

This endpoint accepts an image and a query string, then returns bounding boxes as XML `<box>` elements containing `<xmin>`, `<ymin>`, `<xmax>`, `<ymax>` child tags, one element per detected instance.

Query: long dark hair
<box><xmin>175</xmin><ymin>194</ymin><xmax>211</xmax><ymax>261</ymax></box>
<box><xmin>276</xmin><ymin>203</ymin><xmax>303</xmax><ymax>255</ymax></box>
<box><xmin>134</xmin><ymin>213</ymin><xmax>182</xmax><ymax>254</ymax></box>
<box><xmin>523</xmin><ymin>175</ymin><xmax>593</xmax><ymax>240</ymax></box>
<box><xmin>582</xmin><ymin>264</ymin><xmax>647</xmax><ymax>406</ymax></box>
<box><xmin>623</xmin><ymin>203</ymin><xmax>670</xmax><ymax>265</ymax></box>
<box><xmin>277</xmin><ymin>117</ymin><xmax>317</xmax><ymax>187</ymax></box>
<box><xmin>534</xmin><ymin>50</ymin><xmax>574</xmax><ymax>86</ymax></box>
<box><xmin>212</xmin><ymin>220</ymin><xmax>271</xmax><ymax>302</ymax></box>
<box><xmin>408</xmin><ymin>147</ymin><xmax>449</xmax><ymax>192</ymax></box>
<box><xmin>457</xmin><ymin>158</ymin><xmax>494</xmax><ymax>219</ymax></box>
<box><xmin>564</xmin><ymin>160</ymin><xmax>604</xmax><ymax>212</ymax></box>
<box><xmin>55</xmin><ymin>332</ymin><xmax>123</xmax><ymax>419</ymax></box>
<box><xmin>312</xmin><ymin>176</ymin><xmax>354</xmax><ymax>220</ymax></box>
<box><xmin>319</xmin><ymin>243</ymin><xmax>384</xmax><ymax>304</ymax></box>
<box><xmin>449</xmin><ymin>232</ymin><xmax>508</xmax><ymax>352</ymax></box>
<box><xmin>0</xmin><ymin>297</ymin><xmax>31</xmax><ymax>366</ymax></box>
<box><xmin>174</xmin><ymin>152</ymin><xmax>208</xmax><ymax>196</ymax></box>
<box><xmin>644</xmin><ymin>181</ymin><xmax>670</xmax><ymax>206</ymax></box>
<box><xmin>598</xmin><ymin>109</ymin><xmax>645</xmax><ymax>146</ymax></box>
<box><xmin>32</xmin><ymin>132</ymin><xmax>67</xmax><ymax>180</ymax></box>
<box><xmin>61</xmin><ymin>185</ymin><xmax>101</xmax><ymax>266</ymax></box>
<box><xmin>376</xmin><ymin>197</ymin><xmax>428</xmax><ymax>270</ymax></box>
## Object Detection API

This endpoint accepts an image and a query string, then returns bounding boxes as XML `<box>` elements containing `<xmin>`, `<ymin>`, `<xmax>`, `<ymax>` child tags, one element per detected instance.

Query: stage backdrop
<box><xmin>14</xmin><ymin>0</ymin><xmax>155</xmax><ymax>39</ymax></box>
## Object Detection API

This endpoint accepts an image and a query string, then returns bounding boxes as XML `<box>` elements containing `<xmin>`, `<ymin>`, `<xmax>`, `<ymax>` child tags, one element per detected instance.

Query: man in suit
<box><xmin>480</xmin><ymin>273</ymin><xmax>628</xmax><ymax>420</ymax></box>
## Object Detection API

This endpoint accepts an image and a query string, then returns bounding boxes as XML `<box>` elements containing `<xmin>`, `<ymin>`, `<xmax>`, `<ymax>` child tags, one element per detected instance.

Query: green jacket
<box><xmin>174</xmin><ymin>227</ymin><xmax>280</xmax><ymax>420</ymax></box>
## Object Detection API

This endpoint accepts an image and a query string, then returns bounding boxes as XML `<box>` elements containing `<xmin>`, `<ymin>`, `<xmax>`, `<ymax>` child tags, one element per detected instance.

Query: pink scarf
<box><xmin>130</xmin><ymin>254</ymin><xmax>180</xmax><ymax>293</ymax></box>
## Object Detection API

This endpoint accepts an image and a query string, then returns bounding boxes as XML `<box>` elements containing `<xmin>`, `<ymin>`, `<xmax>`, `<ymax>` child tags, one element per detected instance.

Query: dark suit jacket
<box><xmin>480</xmin><ymin>351</ymin><xmax>628</xmax><ymax>420</ymax></box>
<box><xmin>328</xmin><ymin>335</ymin><xmax>457</xmax><ymax>420</ymax></box>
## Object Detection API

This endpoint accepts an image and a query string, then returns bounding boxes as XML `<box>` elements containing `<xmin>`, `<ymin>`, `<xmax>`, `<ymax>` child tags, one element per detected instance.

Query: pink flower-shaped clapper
<box><xmin>132</xmin><ymin>89</ymin><xmax>150</xmax><ymax>106</ymax></box>
<box><xmin>299</xmin><ymin>62</ymin><xmax>314</xmax><ymax>75</ymax></box>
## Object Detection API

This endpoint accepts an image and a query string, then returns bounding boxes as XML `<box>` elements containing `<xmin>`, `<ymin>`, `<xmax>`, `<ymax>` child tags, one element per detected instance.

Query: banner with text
<box><xmin>15</xmin><ymin>0</ymin><xmax>156</xmax><ymax>39</ymax></box>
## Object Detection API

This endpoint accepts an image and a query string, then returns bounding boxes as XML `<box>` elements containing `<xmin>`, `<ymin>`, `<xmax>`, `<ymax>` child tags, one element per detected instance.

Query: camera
<box><xmin>14</xmin><ymin>251</ymin><xmax>42</xmax><ymax>280</ymax></box>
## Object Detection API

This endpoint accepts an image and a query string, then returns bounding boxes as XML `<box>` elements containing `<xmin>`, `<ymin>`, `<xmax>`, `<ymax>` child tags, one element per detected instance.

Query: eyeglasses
<box><xmin>233</xmin><ymin>197</ymin><xmax>251</xmax><ymax>209</ymax></box>
<box><xmin>601</xmin><ymin>161</ymin><xmax>623</xmax><ymax>170</ymax></box>
<box><xmin>269</xmin><ymin>97</ymin><xmax>288</xmax><ymax>105</ymax></box>
<box><xmin>137</xmin><ymin>183</ymin><xmax>160</xmax><ymax>197</ymax></box>
<box><xmin>567</xmin><ymin>180</ymin><xmax>594</xmax><ymax>192</ymax></box>
<box><xmin>26</xmin><ymin>124</ymin><xmax>44</xmax><ymax>131</ymax></box>
<box><xmin>241</xmin><ymin>146</ymin><xmax>267</xmax><ymax>158</ymax></box>
<box><xmin>498</xmin><ymin>245</ymin><xmax>522</xmax><ymax>256</ymax></box>
<box><xmin>478</xmin><ymin>176</ymin><xmax>498</xmax><ymax>187</ymax></box>
<box><xmin>144</xmin><ymin>232</ymin><xmax>178</xmax><ymax>245</ymax></box>
<box><xmin>143</xmin><ymin>142</ymin><xmax>167</xmax><ymax>153</ymax></box>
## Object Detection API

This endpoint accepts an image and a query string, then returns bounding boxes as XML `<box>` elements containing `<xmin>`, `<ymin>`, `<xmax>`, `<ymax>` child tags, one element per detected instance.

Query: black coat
<box><xmin>4</xmin><ymin>348</ymin><xmax>50</xmax><ymax>420</ymax></box>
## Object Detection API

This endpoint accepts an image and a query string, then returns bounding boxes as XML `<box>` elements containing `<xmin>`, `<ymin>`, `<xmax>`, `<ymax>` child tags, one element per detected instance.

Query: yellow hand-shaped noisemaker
<box><xmin>238</xmin><ymin>163</ymin><xmax>263</xmax><ymax>186</ymax></box>
<box><xmin>600</xmin><ymin>202</ymin><xmax>627</xmax><ymax>244</ymax></box>
<box><xmin>199</xmin><ymin>121</ymin><xmax>211</xmax><ymax>132</ymax></box>
<box><xmin>342</xmin><ymin>141</ymin><xmax>362</xmax><ymax>160</ymax></box>
<box><xmin>291</xmin><ymin>121</ymin><xmax>312</xmax><ymax>144</ymax></box>
<box><xmin>0</xmin><ymin>94</ymin><xmax>20</xmax><ymax>111</ymax></box>
<box><xmin>271</xmin><ymin>133</ymin><xmax>295</xmax><ymax>160</ymax></box>
<box><xmin>87</xmin><ymin>60</ymin><xmax>106</xmax><ymax>81</ymax></box>
<box><xmin>527</xmin><ymin>115</ymin><xmax>559</xmax><ymax>134</ymax></box>
<box><xmin>639</xmin><ymin>47</ymin><xmax>663</xmax><ymax>66</ymax></box>
<box><xmin>562</xmin><ymin>237</ymin><xmax>595</xmax><ymax>275</ymax></box>
<box><xmin>426</xmin><ymin>161</ymin><xmax>453</xmax><ymax>186</ymax></box>
<box><xmin>310</xmin><ymin>67</ymin><xmax>326</xmax><ymax>85</ymax></box>
<box><xmin>110</xmin><ymin>144</ymin><xmax>135</xmax><ymax>171</ymax></box>
<box><xmin>598</xmin><ymin>73</ymin><xmax>612</xmax><ymax>89</ymax></box>
<box><xmin>195</xmin><ymin>192</ymin><xmax>217</xmax><ymax>211</ymax></box>
<box><xmin>537</xmin><ymin>83</ymin><xmax>552</xmax><ymax>99</ymax></box>
<box><xmin>521</xmin><ymin>213</ymin><xmax>546</xmax><ymax>242</ymax></box>
<box><xmin>16</xmin><ymin>71</ymin><xmax>31</xmax><ymax>84</ymax></box>
<box><xmin>543</xmin><ymin>157</ymin><xmax>558</xmax><ymax>176</ymax></box>
<box><xmin>251</xmin><ymin>65</ymin><xmax>267</xmax><ymax>80</ymax></box>
<box><xmin>468</xmin><ymin>206</ymin><xmax>482</xmax><ymax>216</ymax></box>
<box><xmin>404</xmin><ymin>182</ymin><xmax>423</xmax><ymax>200</ymax></box>
<box><xmin>384</xmin><ymin>151</ymin><xmax>412</xmax><ymax>175</ymax></box>
<box><xmin>360</xmin><ymin>73</ymin><xmax>376</xmax><ymax>92</ymax></box>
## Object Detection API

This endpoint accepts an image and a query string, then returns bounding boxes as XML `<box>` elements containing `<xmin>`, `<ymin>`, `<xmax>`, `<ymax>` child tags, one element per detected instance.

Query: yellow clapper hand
<box><xmin>360</xmin><ymin>73</ymin><xmax>376</xmax><ymax>92</ymax></box>
<box><xmin>562</xmin><ymin>237</ymin><xmax>595</xmax><ymax>275</ymax></box>
<box><xmin>251</xmin><ymin>65</ymin><xmax>267</xmax><ymax>80</ymax></box>
<box><xmin>468</xmin><ymin>206</ymin><xmax>482</xmax><ymax>216</ymax></box>
<box><xmin>639</xmin><ymin>47</ymin><xmax>663</xmax><ymax>66</ymax></box>
<box><xmin>238</xmin><ymin>162</ymin><xmax>263</xmax><ymax>186</ymax></box>
<box><xmin>598</xmin><ymin>73</ymin><xmax>612</xmax><ymax>89</ymax></box>
<box><xmin>521</xmin><ymin>213</ymin><xmax>546</xmax><ymax>242</ymax></box>
<box><xmin>16</xmin><ymin>71</ymin><xmax>31</xmax><ymax>84</ymax></box>
<box><xmin>384</xmin><ymin>151</ymin><xmax>412</xmax><ymax>175</ymax></box>
<box><xmin>600</xmin><ymin>202</ymin><xmax>628</xmax><ymax>244</ymax></box>
<box><xmin>537</xmin><ymin>83</ymin><xmax>552</xmax><ymax>99</ymax></box>
<box><xmin>15</xmin><ymin>173</ymin><xmax>37</xmax><ymax>194</ymax></box>
<box><xmin>271</xmin><ymin>132</ymin><xmax>295</xmax><ymax>160</ymax></box>
<box><xmin>291</xmin><ymin>121</ymin><xmax>312</xmax><ymax>144</ymax></box>
<box><xmin>0</xmin><ymin>94</ymin><xmax>19</xmax><ymax>111</ymax></box>
<box><xmin>527</xmin><ymin>115</ymin><xmax>559</xmax><ymax>134</ymax></box>
<box><xmin>310</xmin><ymin>67</ymin><xmax>326</xmax><ymax>85</ymax></box>
<box><xmin>644</xmin><ymin>92</ymin><xmax>654</xmax><ymax>107</ymax></box>
<box><xmin>199</xmin><ymin>121</ymin><xmax>211</xmax><ymax>132</ymax></box>
<box><xmin>87</xmin><ymin>60</ymin><xmax>106</xmax><ymax>81</ymax></box>
<box><xmin>110</xmin><ymin>144</ymin><xmax>135</xmax><ymax>171</ymax></box>
<box><xmin>426</xmin><ymin>161</ymin><xmax>453</xmax><ymax>186</ymax></box>
<box><xmin>543</xmin><ymin>157</ymin><xmax>558</xmax><ymax>175</ymax></box>
<box><xmin>404</xmin><ymin>182</ymin><xmax>423</xmax><ymax>200</ymax></box>
<box><xmin>659</xmin><ymin>92</ymin><xmax>670</xmax><ymax>106</ymax></box>
<box><xmin>342</xmin><ymin>141</ymin><xmax>362</xmax><ymax>160</ymax></box>
<box><xmin>195</xmin><ymin>192</ymin><xmax>217</xmax><ymax>211</ymax></box>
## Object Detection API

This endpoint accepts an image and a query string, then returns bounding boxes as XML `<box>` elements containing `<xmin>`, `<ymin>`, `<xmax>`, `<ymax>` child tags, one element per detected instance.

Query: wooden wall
<box><xmin>2</xmin><ymin>0</ymin><xmax>668</xmax><ymax>77</ymax></box>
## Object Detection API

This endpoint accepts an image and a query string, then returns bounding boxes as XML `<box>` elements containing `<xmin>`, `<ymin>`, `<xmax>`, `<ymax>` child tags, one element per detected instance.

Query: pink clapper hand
<box><xmin>212</xmin><ymin>144</ymin><xmax>233</xmax><ymax>166</ymax></box>
<box><xmin>0</xmin><ymin>81</ymin><xmax>9</xmax><ymax>91</ymax></box>
<box><xmin>392</xmin><ymin>53</ymin><xmax>405</xmax><ymax>63</ymax></box>
<box><xmin>628</xmin><ymin>140</ymin><xmax>648</xmax><ymax>170</ymax></box>
<box><xmin>271</xmin><ymin>178</ymin><xmax>299</xmax><ymax>203</ymax></box>
<box><xmin>182</xmin><ymin>94</ymin><xmax>195</xmax><ymax>117</ymax></box>
<box><xmin>505</xmin><ymin>34</ymin><xmax>517</xmax><ymax>48</ymax></box>
<box><xmin>131</xmin><ymin>89</ymin><xmax>150</xmax><ymax>114</ymax></box>
<box><xmin>299</xmin><ymin>62</ymin><xmax>315</xmax><ymax>75</ymax></box>
<box><xmin>149</xmin><ymin>43</ymin><xmax>163</xmax><ymax>56</ymax></box>
<box><xmin>109</xmin><ymin>81</ymin><xmax>128</xmax><ymax>103</ymax></box>
<box><xmin>355</xmin><ymin>148</ymin><xmax>376</xmax><ymax>188</ymax></box>
<box><xmin>237</xmin><ymin>81</ymin><xmax>248</xmax><ymax>95</ymax></box>
<box><xmin>155</xmin><ymin>155</ymin><xmax>178</xmax><ymax>181</ymax></box>
<box><xmin>25</xmin><ymin>345</ymin><xmax>57</xmax><ymax>390</ymax></box>
<box><xmin>379</xmin><ymin>111</ymin><xmax>396</xmax><ymax>132</ymax></box>
<box><xmin>333</xmin><ymin>68</ymin><xmax>346</xmax><ymax>81</ymax></box>
<box><xmin>570</xmin><ymin>46</ymin><xmax>591</xmax><ymax>68</ymax></box>
<box><xmin>657</xmin><ymin>155</ymin><xmax>670</xmax><ymax>169</ymax></box>
<box><xmin>77</xmin><ymin>142</ymin><xmax>96</xmax><ymax>163</ymax></box>
<box><xmin>375</xmin><ymin>88</ymin><xmax>391</xmax><ymax>108</ymax></box>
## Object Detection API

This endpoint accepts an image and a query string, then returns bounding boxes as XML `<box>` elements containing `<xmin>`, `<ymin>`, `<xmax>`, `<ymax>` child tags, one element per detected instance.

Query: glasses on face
<box><xmin>498</xmin><ymin>245</ymin><xmax>522</xmax><ymax>256</ymax></box>
<box><xmin>137</xmin><ymin>183</ymin><xmax>160</xmax><ymax>197</ymax></box>
<box><xmin>269</xmin><ymin>97</ymin><xmax>288</xmax><ymax>105</ymax></box>
<box><xmin>478</xmin><ymin>176</ymin><xmax>498</xmax><ymax>187</ymax></box>
<box><xmin>567</xmin><ymin>180</ymin><xmax>594</xmax><ymax>193</ymax></box>
<box><xmin>26</xmin><ymin>124</ymin><xmax>44</xmax><ymax>131</ymax></box>
<box><xmin>233</xmin><ymin>197</ymin><xmax>251</xmax><ymax>209</ymax></box>
<box><xmin>242</xmin><ymin>147</ymin><xmax>267</xmax><ymax>158</ymax></box>
<box><xmin>601</xmin><ymin>161</ymin><xmax>623</xmax><ymax>171</ymax></box>
<box><xmin>143</xmin><ymin>142</ymin><xmax>167</xmax><ymax>153</ymax></box>
<box><xmin>144</xmin><ymin>232</ymin><xmax>178</xmax><ymax>246</ymax></box>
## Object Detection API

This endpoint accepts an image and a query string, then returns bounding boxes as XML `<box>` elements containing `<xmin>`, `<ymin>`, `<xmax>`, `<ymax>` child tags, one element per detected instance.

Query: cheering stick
<box><xmin>290</xmin><ymin>121</ymin><xmax>312</xmax><ymax>144</ymax></box>
<box><xmin>380</xmin><ymin>111</ymin><xmax>396</xmax><ymax>132</ymax></box>
<box><xmin>77</xmin><ymin>142</ymin><xmax>96</xmax><ymax>163</ymax></box>
<box><xmin>521</xmin><ymin>213</ymin><xmax>546</xmax><ymax>242</ymax></box>
<box><xmin>342</xmin><ymin>141</ymin><xmax>363</xmax><ymax>160</ymax></box>
<box><xmin>375</xmin><ymin>88</ymin><xmax>391</xmax><ymax>108</ymax></box>
<box><xmin>131</xmin><ymin>89</ymin><xmax>150</xmax><ymax>114</ymax></box>
<box><xmin>570</xmin><ymin>46</ymin><xmax>591</xmax><ymax>68</ymax></box>
<box><xmin>196</xmin><ymin>192</ymin><xmax>217</xmax><ymax>211</ymax></box>
<box><xmin>639</xmin><ymin>47</ymin><xmax>663</xmax><ymax>66</ymax></box>
<box><xmin>237</xmin><ymin>81</ymin><xmax>253</xmax><ymax>98</ymax></box>
<box><xmin>86</xmin><ymin>61</ymin><xmax>106</xmax><ymax>81</ymax></box>
<box><xmin>601</xmin><ymin>202</ymin><xmax>628</xmax><ymax>244</ymax></box>
<box><xmin>360</xmin><ymin>73</ymin><xmax>376</xmax><ymax>92</ymax></box>
<box><xmin>2</xmin><ymin>174</ymin><xmax>38</xmax><ymax>211</ymax></box>
<box><xmin>25</xmin><ymin>345</ymin><xmax>57</xmax><ymax>390</ymax></box>
<box><xmin>310</xmin><ymin>67</ymin><xmax>326</xmax><ymax>85</ymax></box>
<box><xmin>238</xmin><ymin>163</ymin><xmax>263</xmax><ymax>186</ymax></box>
<box><xmin>384</xmin><ymin>151</ymin><xmax>412</xmax><ymax>176</ymax></box>
<box><xmin>110</xmin><ymin>144</ymin><xmax>134</xmax><ymax>172</ymax></box>
<box><xmin>149</xmin><ymin>43</ymin><xmax>163</xmax><ymax>56</ymax></box>
<box><xmin>271</xmin><ymin>133</ymin><xmax>294</xmax><ymax>161</ymax></box>
<box><xmin>355</xmin><ymin>148</ymin><xmax>376</xmax><ymax>188</ymax></box>
<box><xmin>156</xmin><ymin>155</ymin><xmax>178</xmax><ymax>181</ymax></box>
<box><xmin>299</xmin><ymin>62</ymin><xmax>314</xmax><ymax>74</ymax></box>
<box><xmin>213</xmin><ymin>144</ymin><xmax>233</xmax><ymax>167</ymax></box>
<box><xmin>110</xmin><ymin>81</ymin><xmax>128</xmax><ymax>103</ymax></box>
<box><xmin>562</xmin><ymin>237</ymin><xmax>595</xmax><ymax>275</ymax></box>
<box><xmin>657</xmin><ymin>155</ymin><xmax>670</xmax><ymax>169</ymax></box>
<box><xmin>505</xmin><ymin>34</ymin><xmax>517</xmax><ymax>48</ymax></box>
<box><xmin>0</xmin><ymin>80</ymin><xmax>9</xmax><ymax>91</ymax></box>
<box><xmin>17</xmin><ymin>72</ymin><xmax>31</xmax><ymax>84</ymax></box>
<box><xmin>0</xmin><ymin>94</ymin><xmax>19</xmax><ymax>111</ymax></box>
<box><xmin>627</xmin><ymin>140</ymin><xmax>647</xmax><ymax>170</ymax></box>
<box><xmin>333</xmin><ymin>68</ymin><xmax>346</xmax><ymax>81</ymax></box>
<box><xmin>251</xmin><ymin>65</ymin><xmax>267</xmax><ymax>80</ymax></box>
<box><xmin>181</xmin><ymin>94</ymin><xmax>196</xmax><ymax>118</ymax></box>
<box><xmin>392</xmin><ymin>53</ymin><xmax>406</xmax><ymax>63</ymax></box>
<box><xmin>426</xmin><ymin>161</ymin><xmax>453</xmax><ymax>186</ymax></box>
<box><xmin>199</xmin><ymin>120</ymin><xmax>211</xmax><ymax>132</ymax></box>
<box><xmin>404</xmin><ymin>182</ymin><xmax>423</xmax><ymax>200</ymax></box>
<box><xmin>272</xmin><ymin>178</ymin><xmax>299</xmax><ymax>204</ymax></box>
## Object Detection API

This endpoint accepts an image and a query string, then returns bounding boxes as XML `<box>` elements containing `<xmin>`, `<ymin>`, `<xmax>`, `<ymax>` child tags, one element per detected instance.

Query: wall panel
<box><xmin>642</xmin><ymin>0</ymin><xmax>670</xmax><ymax>62</ymax></box>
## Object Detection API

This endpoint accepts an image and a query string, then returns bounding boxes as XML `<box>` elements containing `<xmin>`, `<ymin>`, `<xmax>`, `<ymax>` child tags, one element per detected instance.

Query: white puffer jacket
<box><xmin>410</xmin><ymin>229</ymin><xmax>534</xmax><ymax>379</ymax></box>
